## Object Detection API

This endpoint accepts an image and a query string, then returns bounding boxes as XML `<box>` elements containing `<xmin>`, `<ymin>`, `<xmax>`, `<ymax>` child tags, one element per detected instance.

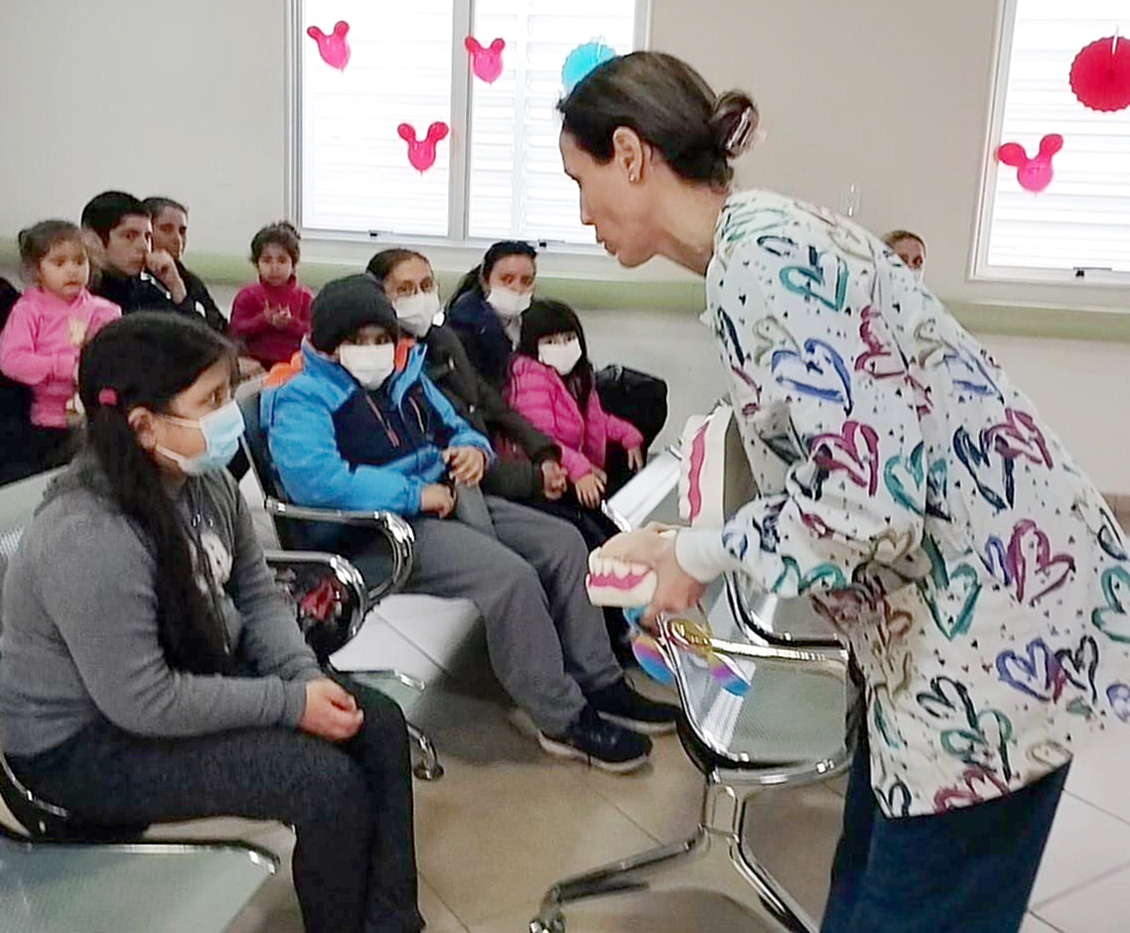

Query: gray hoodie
<box><xmin>0</xmin><ymin>458</ymin><xmax>322</xmax><ymax>758</ymax></box>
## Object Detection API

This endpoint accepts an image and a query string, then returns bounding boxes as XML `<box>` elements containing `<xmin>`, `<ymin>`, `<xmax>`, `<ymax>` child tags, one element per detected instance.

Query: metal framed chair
<box><xmin>237</xmin><ymin>385</ymin><xmax>414</xmax><ymax>605</ymax></box>
<box><xmin>530</xmin><ymin>574</ymin><xmax>861</xmax><ymax>933</ymax></box>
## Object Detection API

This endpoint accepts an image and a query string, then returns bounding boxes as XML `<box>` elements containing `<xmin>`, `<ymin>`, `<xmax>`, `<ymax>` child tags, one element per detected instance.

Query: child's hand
<box><xmin>147</xmin><ymin>250</ymin><xmax>187</xmax><ymax>304</ymax></box>
<box><xmin>420</xmin><ymin>483</ymin><xmax>456</xmax><ymax>518</ymax></box>
<box><xmin>575</xmin><ymin>471</ymin><xmax>606</xmax><ymax>508</ymax></box>
<box><xmin>67</xmin><ymin>318</ymin><xmax>88</xmax><ymax>348</ymax></box>
<box><xmin>266</xmin><ymin>304</ymin><xmax>293</xmax><ymax>327</ymax></box>
<box><xmin>540</xmin><ymin>460</ymin><xmax>568</xmax><ymax>500</ymax></box>
<box><xmin>626</xmin><ymin>446</ymin><xmax>645</xmax><ymax>471</ymax></box>
<box><xmin>443</xmin><ymin>446</ymin><xmax>486</xmax><ymax>486</ymax></box>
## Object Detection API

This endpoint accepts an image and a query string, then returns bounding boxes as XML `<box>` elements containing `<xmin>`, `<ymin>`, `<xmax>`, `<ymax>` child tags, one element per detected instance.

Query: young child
<box><xmin>0</xmin><ymin>221</ymin><xmax>120</xmax><ymax>471</ymax></box>
<box><xmin>262</xmin><ymin>275</ymin><xmax>676</xmax><ymax>771</ymax></box>
<box><xmin>507</xmin><ymin>299</ymin><xmax>644</xmax><ymax>510</ymax></box>
<box><xmin>228</xmin><ymin>222</ymin><xmax>313</xmax><ymax>369</ymax></box>
<box><xmin>0</xmin><ymin>312</ymin><xmax>421</xmax><ymax>933</ymax></box>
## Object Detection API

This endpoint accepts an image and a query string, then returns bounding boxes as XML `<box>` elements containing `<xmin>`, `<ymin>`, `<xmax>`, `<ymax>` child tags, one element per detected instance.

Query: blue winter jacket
<box><xmin>261</xmin><ymin>340</ymin><xmax>493</xmax><ymax>516</ymax></box>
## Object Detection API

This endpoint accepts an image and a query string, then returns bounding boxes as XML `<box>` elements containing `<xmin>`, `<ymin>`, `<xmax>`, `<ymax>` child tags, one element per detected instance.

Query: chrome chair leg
<box><xmin>729</xmin><ymin>833</ymin><xmax>819</xmax><ymax>933</ymax></box>
<box><xmin>529</xmin><ymin>828</ymin><xmax>708</xmax><ymax>933</ymax></box>
<box><xmin>407</xmin><ymin>723</ymin><xmax>444</xmax><ymax>781</ymax></box>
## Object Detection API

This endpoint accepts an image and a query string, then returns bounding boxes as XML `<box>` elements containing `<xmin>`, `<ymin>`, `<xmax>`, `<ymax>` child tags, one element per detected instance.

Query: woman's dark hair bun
<box><xmin>710</xmin><ymin>92</ymin><xmax>760</xmax><ymax>159</ymax></box>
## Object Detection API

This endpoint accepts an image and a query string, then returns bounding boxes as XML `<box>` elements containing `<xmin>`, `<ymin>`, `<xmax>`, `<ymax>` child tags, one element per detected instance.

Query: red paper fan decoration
<box><xmin>1069</xmin><ymin>35</ymin><xmax>1130</xmax><ymax>112</ymax></box>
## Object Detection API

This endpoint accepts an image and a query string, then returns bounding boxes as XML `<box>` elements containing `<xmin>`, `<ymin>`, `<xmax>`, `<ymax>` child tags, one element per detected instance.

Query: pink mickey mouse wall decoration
<box><xmin>307</xmin><ymin>21</ymin><xmax>351</xmax><ymax>71</ymax></box>
<box><xmin>996</xmin><ymin>134</ymin><xmax>1063</xmax><ymax>193</ymax></box>
<box><xmin>1070</xmin><ymin>35</ymin><xmax>1130</xmax><ymax>113</ymax></box>
<box><xmin>465</xmin><ymin>37</ymin><xmax>505</xmax><ymax>83</ymax></box>
<box><xmin>398</xmin><ymin>122</ymin><xmax>450</xmax><ymax>173</ymax></box>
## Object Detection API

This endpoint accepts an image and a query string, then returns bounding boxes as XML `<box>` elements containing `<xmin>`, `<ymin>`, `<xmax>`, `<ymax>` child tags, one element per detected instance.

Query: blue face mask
<box><xmin>156</xmin><ymin>401</ymin><xmax>246</xmax><ymax>476</ymax></box>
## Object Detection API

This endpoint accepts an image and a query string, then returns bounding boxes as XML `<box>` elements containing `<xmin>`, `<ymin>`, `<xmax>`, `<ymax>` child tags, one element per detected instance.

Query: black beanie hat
<box><xmin>310</xmin><ymin>275</ymin><xmax>399</xmax><ymax>352</ymax></box>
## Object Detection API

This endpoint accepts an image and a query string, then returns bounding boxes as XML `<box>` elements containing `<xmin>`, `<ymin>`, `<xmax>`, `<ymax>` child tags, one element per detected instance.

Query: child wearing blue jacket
<box><xmin>262</xmin><ymin>276</ymin><xmax>676</xmax><ymax>772</ymax></box>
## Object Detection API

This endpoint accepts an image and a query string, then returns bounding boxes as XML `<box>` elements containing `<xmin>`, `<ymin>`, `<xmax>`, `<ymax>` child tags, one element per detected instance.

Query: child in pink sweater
<box><xmin>506</xmin><ymin>299</ymin><xmax>644</xmax><ymax>507</ymax></box>
<box><xmin>0</xmin><ymin>221</ymin><xmax>120</xmax><ymax>469</ymax></box>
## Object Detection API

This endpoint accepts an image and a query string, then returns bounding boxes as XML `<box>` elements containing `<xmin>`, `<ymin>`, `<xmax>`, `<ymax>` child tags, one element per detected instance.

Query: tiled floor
<box><xmin>140</xmin><ymin>661</ymin><xmax>1128</xmax><ymax>933</ymax></box>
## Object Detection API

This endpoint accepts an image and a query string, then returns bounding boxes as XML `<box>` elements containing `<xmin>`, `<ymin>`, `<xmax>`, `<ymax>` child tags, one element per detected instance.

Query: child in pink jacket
<box><xmin>506</xmin><ymin>299</ymin><xmax>644</xmax><ymax>508</ymax></box>
<box><xmin>0</xmin><ymin>221</ymin><xmax>120</xmax><ymax>469</ymax></box>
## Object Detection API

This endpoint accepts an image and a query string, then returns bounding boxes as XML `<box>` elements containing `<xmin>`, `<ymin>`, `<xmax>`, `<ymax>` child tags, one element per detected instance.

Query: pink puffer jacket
<box><xmin>506</xmin><ymin>355</ymin><xmax>643</xmax><ymax>481</ymax></box>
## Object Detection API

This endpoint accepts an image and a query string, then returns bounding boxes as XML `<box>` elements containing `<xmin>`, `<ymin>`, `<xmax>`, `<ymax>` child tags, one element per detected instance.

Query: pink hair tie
<box><xmin>97</xmin><ymin>388</ymin><xmax>118</xmax><ymax>407</ymax></box>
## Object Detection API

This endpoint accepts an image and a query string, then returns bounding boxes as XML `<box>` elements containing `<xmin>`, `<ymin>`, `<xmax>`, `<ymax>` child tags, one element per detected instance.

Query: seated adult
<box><xmin>0</xmin><ymin>276</ymin><xmax>35</xmax><ymax>485</ymax></box>
<box><xmin>82</xmin><ymin>190</ymin><xmax>201</xmax><ymax>318</ymax></box>
<box><xmin>0</xmin><ymin>312</ymin><xmax>421</xmax><ymax>933</ymax></box>
<box><xmin>882</xmin><ymin>229</ymin><xmax>927</xmax><ymax>281</ymax></box>
<box><xmin>446</xmin><ymin>241</ymin><xmax>537</xmax><ymax>390</ymax></box>
<box><xmin>261</xmin><ymin>276</ymin><xmax>677</xmax><ymax>771</ymax></box>
<box><xmin>142</xmin><ymin>196</ymin><xmax>227</xmax><ymax>332</ymax></box>
<box><xmin>367</xmin><ymin>248</ymin><xmax>567</xmax><ymax>505</ymax></box>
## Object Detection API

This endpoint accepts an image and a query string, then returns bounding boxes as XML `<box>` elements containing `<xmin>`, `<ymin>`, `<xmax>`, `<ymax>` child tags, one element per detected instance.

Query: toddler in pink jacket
<box><xmin>506</xmin><ymin>299</ymin><xmax>644</xmax><ymax>509</ymax></box>
<box><xmin>0</xmin><ymin>221</ymin><xmax>120</xmax><ymax>467</ymax></box>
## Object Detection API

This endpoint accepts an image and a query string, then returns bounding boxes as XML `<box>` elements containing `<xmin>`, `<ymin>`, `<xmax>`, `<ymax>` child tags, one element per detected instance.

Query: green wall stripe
<box><xmin>2</xmin><ymin>238</ymin><xmax>1127</xmax><ymax>343</ymax></box>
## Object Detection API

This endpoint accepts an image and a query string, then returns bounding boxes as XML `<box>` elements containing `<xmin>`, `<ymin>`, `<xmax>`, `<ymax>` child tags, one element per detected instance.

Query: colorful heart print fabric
<box><xmin>694</xmin><ymin>188</ymin><xmax>1130</xmax><ymax>817</ymax></box>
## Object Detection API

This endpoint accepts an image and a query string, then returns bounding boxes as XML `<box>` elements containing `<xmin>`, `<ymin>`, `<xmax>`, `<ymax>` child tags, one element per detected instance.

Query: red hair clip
<box><xmin>97</xmin><ymin>388</ymin><xmax>118</xmax><ymax>407</ymax></box>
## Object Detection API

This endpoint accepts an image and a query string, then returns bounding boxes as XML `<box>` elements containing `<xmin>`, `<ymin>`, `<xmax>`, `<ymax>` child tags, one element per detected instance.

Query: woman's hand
<box><xmin>299</xmin><ymin>678</ymin><xmax>363</xmax><ymax>741</ymax></box>
<box><xmin>420</xmin><ymin>483</ymin><xmax>456</xmax><ymax>518</ymax></box>
<box><xmin>626</xmin><ymin>446</ymin><xmax>645</xmax><ymax>471</ymax></box>
<box><xmin>599</xmin><ymin>529</ymin><xmax>707</xmax><ymax>626</ymax></box>
<box><xmin>575</xmin><ymin>471</ymin><xmax>607</xmax><ymax>508</ymax></box>
<box><xmin>443</xmin><ymin>446</ymin><xmax>487</xmax><ymax>486</ymax></box>
<box><xmin>540</xmin><ymin>460</ymin><xmax>568</xmax><ymax>500</ymax></box>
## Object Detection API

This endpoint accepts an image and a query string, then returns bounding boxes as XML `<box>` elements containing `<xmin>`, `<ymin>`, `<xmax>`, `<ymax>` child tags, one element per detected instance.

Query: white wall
<box><xmin>2</xmin><ymin>0</ymin><xmax>1129</xmax><ymax>491</ymax></box>
<box><xmin>0</xmin><ymin>0</ymin><xmax>288</xmax><ymax>257</ymax></box>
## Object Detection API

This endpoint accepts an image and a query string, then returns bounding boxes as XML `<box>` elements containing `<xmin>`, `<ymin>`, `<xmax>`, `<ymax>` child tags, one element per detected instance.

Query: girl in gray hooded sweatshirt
<box><xmin>0</xmin><ymin>312</ymin><xmax>421</xmax><ymax>933</ymax></box>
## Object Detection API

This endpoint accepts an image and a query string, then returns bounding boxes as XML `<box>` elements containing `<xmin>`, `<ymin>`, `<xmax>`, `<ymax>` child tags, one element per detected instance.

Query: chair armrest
<box><xmin>264</xmin><ymin>498</ymin><xmax>414</xmax><ymax>601</ymax></box>
<box><xmin>263</xmin><ymin>549</ymin><xmax>371</xmax><ymax>663</ymax></box>
<box><xmin>724</xmin><ymin>574</ymin><xmax>845</xmax><ymax>650</ymax></box>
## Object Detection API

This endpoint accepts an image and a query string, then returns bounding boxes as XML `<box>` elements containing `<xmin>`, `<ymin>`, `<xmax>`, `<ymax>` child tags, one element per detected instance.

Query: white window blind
<box><xmin>300</xmin><ymin>0</ymin><xmax>454</xmax><ymax>237</ymax></box>
<box><xmin>979</xmin><ymin>0</ymin><xmax>1130</xmax><ymax>278</ymax></box>
<box><xmin>296</xmin><ymin>0</ymin><xmax>639</xmax><ymax>244</ymax></box>
<box><xmin>467</xmin><ymin>0</ymin><xmax>636</xmax><ymax>243</ymax></box>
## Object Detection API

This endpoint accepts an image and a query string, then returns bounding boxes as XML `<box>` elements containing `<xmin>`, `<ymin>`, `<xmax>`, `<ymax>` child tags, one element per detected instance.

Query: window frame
<box><xmin>286</xmin><ymin>0</ymin><xmax>652</xmax><ymax>256</ymax></box>
<box><xmin>970</xmin><ymin>0</ymin><xmax>1130</xmax><ymax>289</ymax></box>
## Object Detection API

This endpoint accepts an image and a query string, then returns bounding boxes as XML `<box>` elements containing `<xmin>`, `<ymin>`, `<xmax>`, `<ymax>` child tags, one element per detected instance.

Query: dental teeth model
<box><xmin>677</xmin><ymin>403</ymin><xmax>755</xmax><ymax>529</ymax></box>
<box><xmin>585</xmin><ymin>549</ymin><xmax>658</xmax><ymax>608</ymax></box>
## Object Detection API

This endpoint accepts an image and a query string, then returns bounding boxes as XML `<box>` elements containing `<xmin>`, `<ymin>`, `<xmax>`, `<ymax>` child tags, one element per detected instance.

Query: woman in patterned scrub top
<box><xmin>558</xmin><ymin>51</ymin><xmax>1130</xmax><ymax>933</ymax></box>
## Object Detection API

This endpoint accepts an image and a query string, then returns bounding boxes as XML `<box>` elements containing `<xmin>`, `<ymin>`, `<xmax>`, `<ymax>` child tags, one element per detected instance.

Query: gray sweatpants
<box><xmin>387</xmin><ymin>491</ymin><xmax>622</xmax><ymax>734</ymax></box>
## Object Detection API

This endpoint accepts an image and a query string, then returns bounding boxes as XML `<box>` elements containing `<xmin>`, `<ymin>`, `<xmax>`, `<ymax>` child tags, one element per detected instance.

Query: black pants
<box><xmin>10</xmin><ymin>677</ymin><xmax>420</xmax><ymax>933</ymax></box>
<box><xmin>821</xmin><ymin>730</ymin><xmax>1068</xmax><ymax>932</ymax></box>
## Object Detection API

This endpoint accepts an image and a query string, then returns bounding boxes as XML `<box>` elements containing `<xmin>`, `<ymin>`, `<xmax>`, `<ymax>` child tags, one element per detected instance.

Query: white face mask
<box><xmin>538</xmin><ymin>337</ymin><xmax>583</xmax><ymax>376</ymax></box>
<box><xmin>339</xmin><ymin>343</ymin><xmax>396</xmax><ymax>389</ymax></box>
<box><xmin>393</xmin><ymin>289</ymin><xmax>442</xmax><ymax>337</ymax></box>
<box><xmin>912</xmin><ymin>266</ymin><xmax>925</xmax><ymax>284</ymax></box>
<box><xmin>487</xmin><ymin>286</ymin><xmax>532</xmax><ymax>319</ymax></box>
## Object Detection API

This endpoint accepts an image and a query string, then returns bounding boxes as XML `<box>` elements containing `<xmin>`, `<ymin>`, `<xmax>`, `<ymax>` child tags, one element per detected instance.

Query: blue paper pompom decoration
<box><xmin>562</xmin><ymin>41</ymin><xmax>617</xmax><ymax>92</ymax></box>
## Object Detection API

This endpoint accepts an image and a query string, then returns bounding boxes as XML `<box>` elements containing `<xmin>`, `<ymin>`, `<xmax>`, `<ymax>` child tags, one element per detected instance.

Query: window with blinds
<box><xmin>296</xmin><ymin>0</ymin><xmax>641</xmax><ymax>245</ymax></box>
<box><xmin>977</xmin><ymin>0</ymin><xmax>1130</xmax><ymax>279</ymax></box>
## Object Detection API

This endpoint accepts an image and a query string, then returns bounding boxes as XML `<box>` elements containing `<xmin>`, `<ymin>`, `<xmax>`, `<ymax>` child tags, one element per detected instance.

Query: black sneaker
<box><xmin>538</xmin><ymin>705</ymin><xmax>653</xmax><ymax>773</ymax></box>
<box><xmin>586</xmin><ymin>679</ymin><xmax>681</xmax><ymax>735</ymax></box>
